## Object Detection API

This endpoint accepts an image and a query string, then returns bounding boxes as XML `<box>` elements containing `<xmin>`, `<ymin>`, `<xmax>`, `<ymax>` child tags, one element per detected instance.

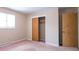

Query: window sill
<box><xmin>0</xmin><ymin>28</ymin><xmax>15</xmax><ymax>30</ymax></box>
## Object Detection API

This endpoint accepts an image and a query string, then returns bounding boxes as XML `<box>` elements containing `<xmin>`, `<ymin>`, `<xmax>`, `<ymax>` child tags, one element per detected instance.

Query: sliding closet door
<box><xmin>62</xmin><ymin>12</ymin><xmax>78</xmax><ymax>47</ymax></box>
<box><xmin>32</xmin><ymin>17</ymin><xmax>39</xmax><ymax>41</ymax></box>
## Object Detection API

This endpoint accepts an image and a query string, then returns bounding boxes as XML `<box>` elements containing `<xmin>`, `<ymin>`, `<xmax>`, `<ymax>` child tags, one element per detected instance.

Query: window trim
<box><xmin>0</xmin><ymin>12</ymin><xmax>15</xmax><ymax>29</ymax></box>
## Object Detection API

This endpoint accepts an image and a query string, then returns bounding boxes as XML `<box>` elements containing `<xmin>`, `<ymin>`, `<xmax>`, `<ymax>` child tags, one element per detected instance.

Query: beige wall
<box><xmin>26</xmin><ymin>8</ymin><xmax>59</xmax><ymax>46</ymax></box>
<box><xmin>0</xmin><ymin>8</ymin><xmax>27</xmax><ymax>46</ymax></box>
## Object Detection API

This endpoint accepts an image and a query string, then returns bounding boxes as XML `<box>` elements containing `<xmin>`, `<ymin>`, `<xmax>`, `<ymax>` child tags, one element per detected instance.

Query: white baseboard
<box><xmin>46</xmin><ymin>42</ymin><xmax>59</xmax><ymax>47</ymax></box>
<box><xmin>0</xmin><ymin>38</ymin><xmax>26</xmax><ymax>47</ymax></box>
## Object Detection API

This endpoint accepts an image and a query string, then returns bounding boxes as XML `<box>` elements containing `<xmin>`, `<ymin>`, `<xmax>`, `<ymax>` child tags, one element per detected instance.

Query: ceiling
<box><xmin>7</xmin><ymin>7</ymin><xmax>46</xmax><ymax>14</ymax></box>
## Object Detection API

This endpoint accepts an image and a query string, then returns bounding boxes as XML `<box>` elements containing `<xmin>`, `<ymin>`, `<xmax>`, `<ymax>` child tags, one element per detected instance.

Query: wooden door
<box><xmin>32</xmin><ymin>17</ymin><xmax>39</xmax><ymax>41</ymax></box>
<box><xmin>62</xmin><ymin>12</ymin><xmax>78</xmax><ymax>47</ymax></box>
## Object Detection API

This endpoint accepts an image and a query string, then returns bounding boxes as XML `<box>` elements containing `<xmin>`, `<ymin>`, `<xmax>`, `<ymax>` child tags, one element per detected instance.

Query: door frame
<box><xmin>59</xmin><ymin>8</ymin><xmax>78</xmax><ymax>47</ymax></box>
<box><xmin>32</xmin><ymin>16</ymin><xmax>46</xmax><ymax>42</ymax></box>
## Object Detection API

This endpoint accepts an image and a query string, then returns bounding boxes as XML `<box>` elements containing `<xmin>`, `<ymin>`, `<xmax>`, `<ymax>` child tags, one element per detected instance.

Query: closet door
<box><xmin>62</xmin><ymin>12</ymin><xmax>78</xmax><ymax>47</ymax></box>
<box><xmin>32</xmin><ymin>17</ymin><xmax>39</xmax><ymax>41</ymax></box>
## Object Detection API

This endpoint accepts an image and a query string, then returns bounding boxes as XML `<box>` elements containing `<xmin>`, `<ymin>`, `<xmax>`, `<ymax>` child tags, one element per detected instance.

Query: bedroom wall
<box><xmin>0</xmin><ymin>8</ymin><xmax>27</xmax><ymax>46</ymax></box>
<box><xmin>26</xmin><ymin>7</ymin><xmax>59</xmax><ymax>46</ymax></box>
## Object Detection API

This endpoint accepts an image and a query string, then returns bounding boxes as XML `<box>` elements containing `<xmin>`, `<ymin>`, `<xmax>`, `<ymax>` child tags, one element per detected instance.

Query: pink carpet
<box><xmin>0</xmin><ymin>40</ymin><xmax>79</xmax><ymax>51</ymax></box>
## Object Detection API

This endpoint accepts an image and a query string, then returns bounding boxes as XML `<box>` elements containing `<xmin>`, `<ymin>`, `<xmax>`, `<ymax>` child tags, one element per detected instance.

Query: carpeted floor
<box><xmin>0</xmin><ymin>40</ymin><xmax>79</xmax><ymax>51</ymax></box>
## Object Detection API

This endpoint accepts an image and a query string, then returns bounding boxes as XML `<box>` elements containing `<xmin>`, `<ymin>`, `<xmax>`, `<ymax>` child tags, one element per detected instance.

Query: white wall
<box><xmin>26</xmin><ymin>8</ymin><xmax>59</xmax><ymax>46</ymax></box>
<box><xmin>0</xmin><ymin>8</ymin><xmax>27</xmax><ymax>46</ymax></box>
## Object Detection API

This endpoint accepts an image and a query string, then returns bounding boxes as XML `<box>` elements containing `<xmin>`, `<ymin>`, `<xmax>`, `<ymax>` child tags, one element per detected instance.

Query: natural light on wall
<box><xmin>0</xmin><ymin>12</ymin><xmax>15</xmax><ymax>29</ymax></box>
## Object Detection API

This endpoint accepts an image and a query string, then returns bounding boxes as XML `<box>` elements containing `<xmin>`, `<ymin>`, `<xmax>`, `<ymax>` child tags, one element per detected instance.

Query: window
<box><xmin>0</xmin><ymin>12</ymin><xmax>15</xmax><ymax>29</ymax></box>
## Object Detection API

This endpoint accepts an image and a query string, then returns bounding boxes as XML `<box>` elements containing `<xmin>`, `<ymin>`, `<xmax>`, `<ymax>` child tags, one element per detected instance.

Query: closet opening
<box><xmin>39</xmin><ymin>17</ymin><xmax>45</xmax><ymax>42</ymax></box>
<box><xmin>32</xmin><ymin>16</ymin><xmax>45</xmax><ymax>43</ymax></box>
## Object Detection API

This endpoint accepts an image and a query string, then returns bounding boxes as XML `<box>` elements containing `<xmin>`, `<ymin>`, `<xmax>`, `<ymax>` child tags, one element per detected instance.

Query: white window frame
<box><xmin>0</xmin><ymin>12</ymin><xmax>15</xmax><ymax>29</ymax></box>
